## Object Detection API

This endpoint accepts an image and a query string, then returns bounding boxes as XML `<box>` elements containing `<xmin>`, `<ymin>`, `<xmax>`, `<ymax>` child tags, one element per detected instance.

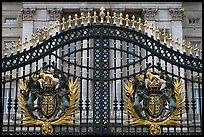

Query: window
<box><xmin>194</xmin><ymin>88</ymin><xmax>202</xmax><ymax>115</ymax></box>
<box><xmin>2</xmin><ymin>88</ymin><xmax>14</xmax><ymax>114</ymax></box>
<box><xmin>70</xmin><ymin>43</ymin><xmax>75</xmax><ymax>61</ymax></box>
<box><xmin>188</xmin><ymin>18</ymin><xmax>200</xmax><ymax>25</ymax></box>
<box><xmin>191</xmin><ymin>41</ymin><xmax>201</xmax><ymax>58</ymax></box>
<box><xmin>128</xmin><ymin>43</ymin><xmax>139</xmax><ymax>61</ymax></box>
<box><xmin>4</xmin><ymin>18</ymin><xmax>17</xmax><ymax>24</ymax></box>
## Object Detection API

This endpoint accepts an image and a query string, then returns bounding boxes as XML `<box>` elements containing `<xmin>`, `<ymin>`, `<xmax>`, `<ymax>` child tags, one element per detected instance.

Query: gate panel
<box><xmin>2</xmin><ymin>21</ymin><xmax>202</xmax><ymax>135</ymax></box>
<box><xmin>93</xmin><ymin>38</ymin><xmax>110</xmax><ymax>134</ymax></box>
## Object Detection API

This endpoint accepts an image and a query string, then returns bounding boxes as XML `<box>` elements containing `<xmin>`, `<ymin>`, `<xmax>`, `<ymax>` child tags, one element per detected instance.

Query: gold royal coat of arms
<box><xmin>124</xmin><ymin>63</ymin><xmax>184</xmax><ymax>135</ymax></box>
<box><xmin>18</xmin><ymin>63</ymin><xmax>79</xmax><ymax>135</ymax></box>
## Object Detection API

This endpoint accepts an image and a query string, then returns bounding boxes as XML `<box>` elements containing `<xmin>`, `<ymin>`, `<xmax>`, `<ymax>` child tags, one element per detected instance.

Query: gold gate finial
<box><xmin>187</xmin><ymin>41</ymin><xmax>192</xmax><ymax>55</ymax></box>
<box><xmin>61</xmin><ymin>17</ymin><xmax>66</xmax><ymax>31</ymax></box>
<box><xmin>4</xmin><ymin>43</ymin><xmax>8</xmax><ymax>56</ymax></box>
<box><xmin>112</xmin><ymin>12</ymin><xmax>117</xmax><ymax>25</ymax></box>
<box><xmin>55</xmin><ymin>20</ymin><xmax>60</xmax><ymax>34</ymax></box>
<box><xmin>143</xmin><ymin>20</ymin><xmax>148</xmax><ymax>34</ymax></box>
<box><xmin>99</xmin><ymin>7</ymin><xmax>105</xmax><ymax>24</ymax></box>
<box><xmin>175</xmin><ymin>37</ymin><xmax>179</xmax><ymax>51</ymax></box>
<box><xmin>74</xmin><ymin>14</ymin><xmax>78</xmax><ymax>27</ymax></box>
<box><xmin>199</xmin><ymin>50</ymin><xmax>202</xmax><ymax>58</ymax></box>
<box><xmin>131</xmin><ymin>15</ymin><xmax>136</xmax><ymax>29</ymax></box>
<box><xmin>156</xmin><ymin>26</ymin><xmax>160</xmax><ymax>40</ymax></box>
<box><xmin>17</xmin><ymin>37</ymin><xmax>22</xmax><ymax>52</ymax></box>
<box><xmin>194</xmin><ymin>44</ymin><xmax>199</xmax><ymax>57</ymax></box>
<box><xmin>23</xmin><ymin>37</ymin><xmax>29</xmax><ymax>50</ymax></box>
<box><xmin>87</xmin><ymin>12</ymin><xmax>92</xmax><ymax>25</ymax></box>
<box><xmin>125</xmin><ymin>14</ymin><xmax>130</xmax><ymax>27</ymax></box>
<box><xmin>162</xmin><ymin>29</ymin><xmax>167</xmax><ymax>44</ymax></box>
<box><xmin>106</xmin><ymin>11</ymin><xmax>111</xmax><ymax>24</ymax></box>
<box><xmin>93</xmin><ymin>11</ymin><xmax>98</xmax><ymax>24</ymax></box>
<box><xmin>181</xmin><ymin>39</ymin><xmax>187</xmax><ymax>53</ymax></box>
<box><xmin>10</xmin><ymin>41</ymin><xmax>15</xmax><ymax>55</ymax></box>
<box><xmin>168</xmin><ymin>33</ymin><xmax>173</xmax><ymax>48</ymax></box>
<box><xmin>138</xmin><ymin>17</ymin><xmax>142</xmax><ymax>31</ymax></box>
<box><xmin>30</xmin><ymin>33</ymin><xmax>35</xmax><ymax>47</ymax></box>
<box><xmin>43</xmin><ymin>26</ymin><xmax>48</xmax><ymax>40</ymax></box>
<box><xmin>49</xmin><ymin>23</ymin><xmax>53</xmax><ymax>37</ymax></box>
<box><xmin>80</xmin><ymin>12</ymin><xmax>85</xmax><ymax>25</ymax></box>
<box><xmin>149</xmin><ymin>23</ymin><xmax>154</xmax><ymax>37</ymax></box>
<box><xmin>36</xmin><ymin>28</ymin><xmax>41</xmax><ymax>43</ymax></box>
<box><xmin>119</xmin><ymin>13</ymin><xmax>123</xmax><ymax>26</ymax></box>
<box><xmin>68</xmin><ymin>15</ymin><xmax>72</xmax><ymax>28</ymax></box>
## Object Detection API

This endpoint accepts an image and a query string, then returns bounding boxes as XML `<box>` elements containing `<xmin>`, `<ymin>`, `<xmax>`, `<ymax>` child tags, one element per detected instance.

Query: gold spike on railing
<box><xmin>87</xmin><ymin>12</ymin><xmax>91</xmax><ymax>25</ymax></box>
<box><xmin>168</xmin><ymin>33</ymin><xmax>173</xmax><ymax>48</ymax></box>
<box><xmin>99</xmin><ymin>7</ymin><xmax>105</xmax><ymax>24</ymax></box>
<box><xmin>155</xmin><ymin>26</ymin><xmax>160</xmax><ymax>40</ymax></box>
<box><xmin>68</xmin><ymin>15</ymin><xmax>72</xmax><ymax>28</ymax></box>
<box><xmin>187</xmin><ymin>42</ymin><xmax>192</xmax><ymax>55</ymax></box>
<box><xmin>194</xmin><ymin>44</ymin><xmax>199</xmax><ymax>57</ymax></box>
<box><xmin>80</xmin><ymin>12</ymin><xmax>85</xmax><ymax>25</ymax></box>
<box><xmin>17</xmin><ymin>37</ymin><xmax>22</xmax><ymax>52</ymax></box>
<box><xmin>119</xmin><ymin>13</ymin><xmax>123</xmax><ymax>26</ymax></box>
<box><xmin>149</xmin><ymin>23</ymin><xmax>154</xmax><ymax>36</ymax></box>
<box><xmin>181</xmin><ymin>40</ymin><xmax>187</xmax><ymax>53</ymax></box>
<box><xmin>138</xmin><ymin>18</ymin><xmax>142</xmax><ymax>31</ymax></box>
<box><xmin>106</xmin><ymin>11</ymin><xmax>111</xmax><ymax>24</ymax></box>
<box><xmin>131</xmin><ymin>15</ymin><xmax>135</xmax><ymax>29</ymax></box>
<box><xmin>10</xmin><ymin>41</ymin><xmax>15</xmax><ymax>54</ymax></box>
<box><xmin>112</xmin><ymin>12</ymin><xmax>117</xmax><ymax>25</ymax></box>
<box><xmin>93</xmin><ymin>11</ymin><xmax>98</xmax><ymax>24</ymax></box>
<box><xmin>125</xmin><ymin>14</ymin><xmax>130</xmax><ymax>27</ymax></box>
<box><xmin>175</xmin><ymin>37</ymin><xmax>179</xmax><ymax>50</ymax></box>
<box><xmin>143</xmin><ymin>20</ymin><xmax>148</xmax><ymax>34</ymax></box>
<box><xmin>23</xmin><ymin>37</ymin><xmax>29</xmax><ymax>50</ymax></box>
<box><xmin>43</xmin><ymin>26</ymin><xmax>48</xmax><ymax>40</ymax></box>
<box><xmin>36</xmin><ymin>28</ymin><xmax>41</xmax><ymax>43</ymax></box>
<box><xmin>30</xmin><ymin>33</ymin><xmax>35</xmax><ymax>47</ymax></box>
<box><xmin>4</xmin><ymin>43</ymin><xmax>8</xmax><ymax>56</ymax></box>
<box><xmin>74</xmin><ymin>14</ymin><xmax>78</xmax><ymax>27</ymax></box>
<box><xmin>61</xmin><ymin>17</ymin><xmax>66</xmax><ymax>31</ymax></box>
<box><xmin>162</xmin><ymin>29</ymin><xmax>167</xmax><ymax>44</ymax></box>
<box><xmin>49</xmin><ymin>23</ymin><xmax>53</xmax><ymax>37</ymax></box>
<box><xmin>55</xmin><ymin>20</ymin><xmax>60</xmax><ymax>34</ymax></box>
<box><xmin>200</xmin><ymin>50</ymin><xmax>202</xmax><ymax>58</ymax></box>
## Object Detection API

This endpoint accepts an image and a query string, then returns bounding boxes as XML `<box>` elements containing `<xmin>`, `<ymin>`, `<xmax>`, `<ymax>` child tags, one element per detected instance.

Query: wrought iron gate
<box><xmin>2</xmin><ymin>8</ymin><xmax>202</xmax><ymax>135</ymax></box>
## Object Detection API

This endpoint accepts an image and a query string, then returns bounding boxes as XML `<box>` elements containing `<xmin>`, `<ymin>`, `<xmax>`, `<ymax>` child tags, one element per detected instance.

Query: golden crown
<box><xmin>146</xmin><ymin>69</ymin><xmax>162</xmax><ymax>88</ymax></box>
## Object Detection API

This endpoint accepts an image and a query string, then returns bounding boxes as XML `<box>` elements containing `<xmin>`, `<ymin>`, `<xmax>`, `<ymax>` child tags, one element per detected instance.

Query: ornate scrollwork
<box><xmin>124</xmin><ymin>63</ymin><xmax>184</xmax><ymax>135</ymax></box>
<box><xmin>18</xmin><ymin>64</ymin><xmax>79</xmax><ymax>135</ymax></box>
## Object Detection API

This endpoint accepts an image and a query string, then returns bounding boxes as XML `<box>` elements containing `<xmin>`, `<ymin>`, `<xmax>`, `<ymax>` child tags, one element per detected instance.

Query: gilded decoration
<box><xmin>124</xmin><ymin>63</ymin><xmax>184</xmax><ymax>135</ymax></box>
<box><xmin>18</xmin><ymin>63</ymin><xmax>79</xmax><ymax>135</ymax></box>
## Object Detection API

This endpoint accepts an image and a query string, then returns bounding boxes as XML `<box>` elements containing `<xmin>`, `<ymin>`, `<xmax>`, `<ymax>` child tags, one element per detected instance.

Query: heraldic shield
<box><xmin>18</xmin><ymin>62</ymin><xmax>79</xmax><ymax>135</ymax></box>
<box><xmin>124</xmin><ymin>63</ymin><xmax>184</xmax><ymax>135</ymax></box>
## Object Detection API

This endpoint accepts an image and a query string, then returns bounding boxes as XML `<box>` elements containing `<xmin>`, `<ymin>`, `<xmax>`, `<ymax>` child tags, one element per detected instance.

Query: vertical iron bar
<box><xmin>126</xmin><ymin>42</ymin><xmax>130</xmax><ymax>134</ymax></box>
<box><xmin>120</xmin><ymin>40</ymin><xmax>124</xmax><ymax>134</ymax></box>
<box><xmin>113</xmin><ymin>39</ymin><xmax>117</xmax><ymax>134</ymax></box>
<box><xmin>191</xmin><ymin>71</ymin><xmax>196</xmax><ymax>134</ymax></box>
<box><xmin>2</xmin><ymin>71</ymin><xmax>6</xmax><ymax>134</ymax></box>
<box><xmin>14</xmin><ymin>68</ymin><xmax>18</xmax><ymax>134</ymax></box>
<box><xmin>7</xmin><ymin>70</ymin><xmax>13</xmax><ymax>133</ymax></box>
<box><xmin>73</xmin><ymin>41</ymin><xmax>77</xmax><ymax>134</ymax></box>
<box><xmin>79</xmin><ymin>40</ymin><xmax>83</xmax><ymax>135</ymax></box>
<box><xmin>197</xmin><ymin>72</ymin><xmax>202</xmax><ymax>133</ymax></box>
<box><xmin>184</xmin><ymin>69</ymin><xmax>190</xmax><ymax>134</ymax></box>
<box><xmin>86</xmin><ymin>38</ymin><xmax>90</xmax><ymax>134</ymax></box>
